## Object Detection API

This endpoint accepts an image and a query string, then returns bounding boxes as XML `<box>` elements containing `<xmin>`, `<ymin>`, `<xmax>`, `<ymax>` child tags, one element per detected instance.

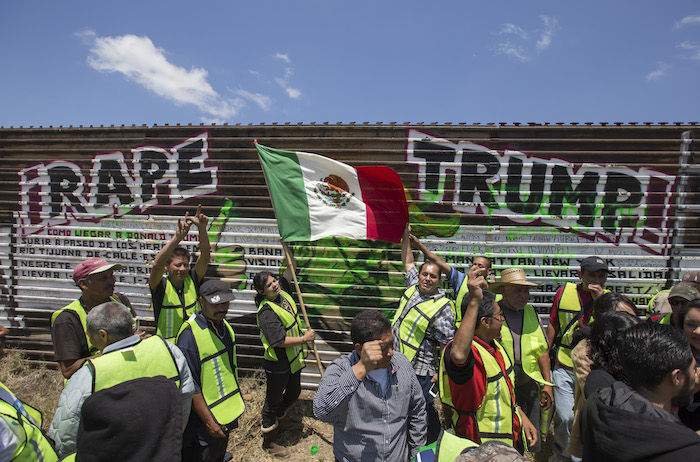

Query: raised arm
<box><xmin>189</xmin><ymin>205</ymin><xmax>210</xmax><ymax>282</ymax></box>
<box><xmin>149</xmin><ymin>215</ymin><xmax>192</xmax><ymax>290</ymax></box>
<box><xmin>401</xmin><ymin>225</ymin><xmax>415</xmax><ymax>273</ymax></box>
<box><xmin>409</xmin><ymin>234</ymin><xmax>451</xmax><ymax>277</ymax></box>
<box><xmin>450</xmin><ymin>265</ymin><xmax>487</xmax><ymax>365</ymax></box>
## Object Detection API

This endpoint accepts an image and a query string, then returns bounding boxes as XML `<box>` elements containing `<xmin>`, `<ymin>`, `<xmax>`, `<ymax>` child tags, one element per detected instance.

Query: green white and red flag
<box><xmin>255</xmin><ymin>142</ymin><xmax>409</xmax><ymax>243</ymax></box>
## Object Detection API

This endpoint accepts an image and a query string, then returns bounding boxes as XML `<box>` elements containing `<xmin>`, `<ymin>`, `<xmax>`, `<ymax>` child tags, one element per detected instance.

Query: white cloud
<box><xmin>236</xmin><ymin>89</ymin><xmax>273</xmax><ymax>110</ymax></box>
<box><xmin>75</xmin><ymin>28</ymin><xmax>96</xmax><ymax>44</ymax></box>
<box><xmin>537</xmin><ymin>15</ymin><xmax>559</xmax><ymax>51</ymax></box>
<box><xmin>646</xmin><ymin>62</ymin><xmax>671</xmax><ymax>81</ymax></box>
<box><xmin>500</xmin><ymin>24</ymin><xmax>528</xmax><ymax>39</ymax></box>
<box><xmin>86</xmin><ymin>34</ymin><xmax>261</xmax><ymax>119</ymax></box>
<box><xmin>272</xmin><ymin>53</ymin><xmax>302</xmax><ymax>99</ymax></box>
<box><xmin>495</xmin><ymin>15</ymin><xmax>557</xmax><ymax>62</ymax></box>
<box><xmin>675</xmin><ymin>15</ymin><xmax>700</xmax><ymax>29</ymax></box>
<box><xmin>497</xmin><ymin>41</ymin><xmax>529</xmax><ymax>62</ymax></box>
<box><xmin>274</xmin><ymin>53</ymin><xmax>291</xmax><ymax>64</ymax></box>
<box><xmin>678</xmin><ymin>41</ymin><xmax>700</xmax><ymax>60</ymax></box>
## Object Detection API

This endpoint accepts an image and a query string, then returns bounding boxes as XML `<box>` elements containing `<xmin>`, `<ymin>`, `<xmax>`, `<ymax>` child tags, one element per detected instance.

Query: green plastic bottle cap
<box><xmin>310</xmin><ymin>445</ymin><xmax>319</xmax><ymax>455</ymax></box>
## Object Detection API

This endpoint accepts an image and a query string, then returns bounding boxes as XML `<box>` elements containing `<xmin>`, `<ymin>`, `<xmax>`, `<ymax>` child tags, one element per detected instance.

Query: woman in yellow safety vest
<box><xmin>254</xmin><ymin>246</ymin><xmax>315</xmax><ymax>459</ymax></box>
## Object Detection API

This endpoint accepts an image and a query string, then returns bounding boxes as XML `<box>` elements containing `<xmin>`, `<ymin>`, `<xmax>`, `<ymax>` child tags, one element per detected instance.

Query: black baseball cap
<box><xmin>200</xmin><ymin>280</ymin><xmax>236</xmax><ymax>304</ymax></box>
<box><xmin>580</xmin><ymin>256</ymin><xmax>609</xmax><ymax>272</ymax></box>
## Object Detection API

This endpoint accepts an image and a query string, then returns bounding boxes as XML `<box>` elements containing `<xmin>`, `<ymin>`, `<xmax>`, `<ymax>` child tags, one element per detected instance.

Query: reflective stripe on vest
<box><xmin>257</xmin><ymin>291</ymin><xmax>307</xmax><ymax>374</ymax></box>
<box><xmin>50</xmin><ymin>297</ymin><xmax>120</xmax><ymax>356</ymax></box>
<box><xmin>0</xmin><ymin>381</ymin><xmax>58</xmax><ymax>462</ymax></box>
<box><xmin>499</xmin><ymin>304</ymin><xmax>553</xmax><ymax>386</ymax></box>
<box><xmin>87</xmin><ymin>336</ymin><xmax>181</xmax><ymax>393</ymax></box>
<box><xmin>555</xmin><ymin>283</ymin><xmax>583</xmax><ymax>369</ymax></box>
<box><xmin>454</xmin><ymin>278</ymin><xmax>469</xmax><ymax>327</ymax></box>
<box><xmin>438</xmin><ymin>341</ymin><xmax>517</xmax><ymax>446</ymax></box>
<box><xmin>555</xmin><ymin>283</ymin><xmax>609</xmax><ymax>368</ymax></box>
<box><xmin>392</xmin><ymin>285</ymin><xmax>453</xmax><ymax>363</ymax></box>
<box><xmin>435</xmin><ymin>430</ymin><xmax>479</xmax><ymax>462</ymax></box>
<box><xmin>183</xmin><ymin>319</ymin><xmax>245</xmax><ymax>427</ymax></box>
<box><xmin>472</xmin><ymin>340</ymin><xmax>518</xmax><ymax>445</ymax></box>
<box><xmin>157</xmin><ymin>275</ymin><xmax>200</xmax><ymax>342</ymax></box>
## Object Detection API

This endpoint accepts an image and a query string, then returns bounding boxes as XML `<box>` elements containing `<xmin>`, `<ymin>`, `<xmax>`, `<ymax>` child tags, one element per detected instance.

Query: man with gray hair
<box><xmin>49</xmin><ymin>302</ymin><xmax>194</xmax><ymax>460</ymax></box>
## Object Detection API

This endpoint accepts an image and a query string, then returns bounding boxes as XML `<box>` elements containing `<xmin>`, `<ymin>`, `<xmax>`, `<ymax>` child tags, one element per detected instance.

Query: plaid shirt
<box><xmin>393</xmin><ymin>267</ymin><xmax>455</xmax><ymax>376</ymax></box>
<box><xmin>313</xmin><ymin>350</ymin><xmax>427</xmax><ymax>462</ymax></box>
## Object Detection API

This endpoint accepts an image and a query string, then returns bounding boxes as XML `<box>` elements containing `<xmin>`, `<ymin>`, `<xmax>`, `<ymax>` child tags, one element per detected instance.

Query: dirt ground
<box><xmin>0</xmin><ymin>350</ymin><xmax>553</xmax><ymax>461</ymax></box>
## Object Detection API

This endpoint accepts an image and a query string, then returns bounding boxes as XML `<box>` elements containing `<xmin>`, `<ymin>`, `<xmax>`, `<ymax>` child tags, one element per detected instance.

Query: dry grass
<box><xmin>229</xmin><ymin>370</ymin><xmax>335</xmax><ymax>461</ymax></box>
<box><xmin>0</xmin><ymin>350</ymin><xmax>335</xmax><ymax>461</ymax></box>
<box><xmin>0</xmin><ymin>350</ymin><xmax>64</xmax><ymax>427</ymax></box>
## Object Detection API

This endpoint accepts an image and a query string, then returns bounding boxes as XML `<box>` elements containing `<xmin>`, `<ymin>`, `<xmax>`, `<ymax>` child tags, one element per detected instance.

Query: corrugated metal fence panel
<box><xmin>1</xmin><ymin>123</ymin><xmax>698</xmax><ymax>388</ymax></box>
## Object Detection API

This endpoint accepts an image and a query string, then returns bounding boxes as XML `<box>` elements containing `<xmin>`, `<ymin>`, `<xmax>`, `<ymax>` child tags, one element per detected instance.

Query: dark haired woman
<box><xmin>568</xmin><ymin>310</ymin><xmax>641</xmax><ymax>457</ymax></box>
<box><xmin>254</xmin><ymin>247</ymin><xmax>315</xmax><ymax>458</ymax></box>
<box><xmin>677</xmin><ymin>299</ymin><xmax>700</xmax><ymax>430</ymax></box>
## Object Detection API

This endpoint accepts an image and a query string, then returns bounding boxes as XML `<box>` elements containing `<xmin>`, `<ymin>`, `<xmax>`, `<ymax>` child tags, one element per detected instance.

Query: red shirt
<box><xmin>444</xmin><ymin>337</ymin><xmax>521</xmax><ymax>444</ymax></box>
<box><xmin>548</xmin><ymin>283</ymin><xmax>594</xmax><ymax>329</ymax></box>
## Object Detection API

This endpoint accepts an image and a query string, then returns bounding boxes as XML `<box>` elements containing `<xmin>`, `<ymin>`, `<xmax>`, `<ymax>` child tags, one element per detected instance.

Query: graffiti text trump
<box><xmin>407</xmin><ymin>130</ymin><xmax>676</xmax><ymax>255</ymax></box>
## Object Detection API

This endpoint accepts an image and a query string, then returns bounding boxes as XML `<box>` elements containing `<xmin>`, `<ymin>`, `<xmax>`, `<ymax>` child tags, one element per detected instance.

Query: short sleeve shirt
<box><xmin>150</xmin><ymin>267</ymin><xmax>202</xmax><ymax>322</ymax></box>
<box><xmin>394</xmin><ymin>267</ymin><xmax>455</xmax><ymax>376</ymax></box>
<box><xmin>257</xmin><ymin>277</ymin><xmax>295</xmax><ymax>374</ymax></box>
<box><xmin>51</xmin><ymin>294</ymin><xmax>134</xmax><ymax>362</ymax></box>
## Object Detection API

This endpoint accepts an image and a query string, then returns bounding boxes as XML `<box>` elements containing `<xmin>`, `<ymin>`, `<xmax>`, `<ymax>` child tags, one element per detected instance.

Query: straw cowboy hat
<box><xmin>488</xmin><ymin>268</ymin><xmax>540</xmax><ymax>294</ymax></box>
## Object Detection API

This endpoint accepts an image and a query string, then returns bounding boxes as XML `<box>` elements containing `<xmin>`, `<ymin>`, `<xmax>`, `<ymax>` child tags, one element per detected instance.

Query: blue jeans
<box><xmin>551</xmin><ymin>365</ymin><xmax>580</xmax><ymax>462</ymax></box>
<box><xmin>416</xmin><ymin>374</ymin><xmax>441</xmax><ymax>445</ymax></box>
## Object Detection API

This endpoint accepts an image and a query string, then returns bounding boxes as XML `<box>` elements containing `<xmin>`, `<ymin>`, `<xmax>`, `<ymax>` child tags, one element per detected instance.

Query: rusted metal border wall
<box><xmin>1</xmin><ymin>123</ymin><xmax>698</xmax><ymax>387</ymax></box>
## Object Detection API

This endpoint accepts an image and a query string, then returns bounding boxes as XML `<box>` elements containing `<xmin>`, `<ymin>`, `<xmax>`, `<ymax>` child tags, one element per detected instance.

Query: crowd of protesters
<box><xmin>1</xmin><ymin>212</ymin><xmax>699</xmax><ymax>461</ymax></box>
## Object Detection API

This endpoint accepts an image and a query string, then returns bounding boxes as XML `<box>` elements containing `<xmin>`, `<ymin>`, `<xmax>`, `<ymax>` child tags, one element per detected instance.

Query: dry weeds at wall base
<box><xmin>0</xmin><ymin>351</ymin><xmax>336</xmax><ymax>461</ymax></box>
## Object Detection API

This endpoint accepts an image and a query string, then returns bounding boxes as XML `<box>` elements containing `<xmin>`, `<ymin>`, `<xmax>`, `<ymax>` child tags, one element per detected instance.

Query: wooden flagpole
<box><xmin>255</xmin><ymin>140</ymin><xmax>324</xmax><ymax>376</ymax></box>
<box><xmin>282</xmin><ymin>241</ymin><xmax>324</xmax><ymax>376</ymax></box>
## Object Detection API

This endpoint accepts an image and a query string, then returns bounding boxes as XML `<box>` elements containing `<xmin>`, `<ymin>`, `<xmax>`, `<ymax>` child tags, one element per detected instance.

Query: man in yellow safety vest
<box><xmin>545</xmin><ymin>256</ymin><xmax>610</xmax><ymax>462</ymax></box>
<box><xmin>150</xmin><ymin>204</ymin><xmax>210</xmax><ymax>342</ymax></box>
<box><xmin>177</xmin><ymin>279</ymin><xmax>245</xmax><ymax>462</ymax></box>
<box><xmin>439</xmin><ymin>265</ymin><xmax>538</xmax><ymax>452</ymax></box>
<box><xmin>488</xmin><ymin>267</ymin><xmax>553</xmax><ymax>454</ymax></box>
<box><xmin>49</xmin><ymin>301</ymin><xmax>194</xmax><ymax>460</ymax></box>
<box><xmin>392</xmin><ymin>226</ymin><xmax>456</xmax><ymax>444</ymax></box>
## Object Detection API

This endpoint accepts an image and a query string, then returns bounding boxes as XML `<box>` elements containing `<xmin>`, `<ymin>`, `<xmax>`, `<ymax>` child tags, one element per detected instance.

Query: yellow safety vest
<box><xmin>499</xmin><ymin>304</ymin><xmax>553</xmax><ymax>386</ymax></box>
<box><xmin>156</xmin><ymin>275</ymin><xmax>200</xmax><ymax>343</ymax></box>
<box><xmin>439</xmin><ymin>340</ymin><xmax>518</xmax><ymax>446</ymax></box>
<box><xmin>454</xmin><ymin>281</ymin><xmax>502</xmax><ymax>328</ymax></box>
<box><xmin>51</xmin><ymin>296</ymin><xmax>120</xmax><ymax>356</ymax></box>
<box><xmin>179</xmin><ymin>318</ymin><xmax>245</xmax><ymax>427</ymax></box>
<box><xmin>454</xmin><ymin>277</ymin><xmax>470</xmax><ymax>328</ymax></box>
<box><xmin>87</xmin><ymin>336</ymin><xmax>181</xmax><ymax>392</ymax></box>
<box><xmin>658</xmin><ymin>312</ymin><xmax>672</xmax><ymax>325</ymax></box>
<box><xmin>392</xmin><ymin>285</ymin><xmax>454</xmax><ymax>363</ymax></box>
<box><xmin>555</xmin><ymin>283</ymin><xmax>608</xmax><ymax>369</ymax></box>
<box><xmin>435</xmin><ymin>431</ymin><xmax>479</xmax><ymax>461</ymax></box>
<box><xmin>257</xmin><ymin>291</ymin><xmax>307</xmax><ymax>374</ymax></box>
<box><xmin>0</xmin><ymin>381</ymin><xmax>58</xmax><ymax>462</ymax></box>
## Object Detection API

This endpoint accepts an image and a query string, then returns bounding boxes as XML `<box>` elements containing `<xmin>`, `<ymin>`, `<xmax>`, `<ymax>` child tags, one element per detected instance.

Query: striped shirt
<box><xmin>313</xmin><ymin>350</ymin><xmax>427</xmax><ymax>462</ymax></box>
<box><xmin>393</xmin><ymin>267</ymin><xmax>456</xmax><ymax>376</ymax></box>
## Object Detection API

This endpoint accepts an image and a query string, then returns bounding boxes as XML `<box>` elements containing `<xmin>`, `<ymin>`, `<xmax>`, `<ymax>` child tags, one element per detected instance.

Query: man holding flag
<box><xmin>392</xmin><ymin>225</ymin><xmax>456</xmax><ymax>445</ymax></box>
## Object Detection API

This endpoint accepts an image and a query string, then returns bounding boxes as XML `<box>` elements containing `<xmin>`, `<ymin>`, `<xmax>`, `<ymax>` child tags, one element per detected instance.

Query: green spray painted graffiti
<box><xmin>288</xmin><ymin>237</ymin><xmax>405</xmax><ymax>333</ymax></box>
<box><xmin>207</xmin><ymin>198</ymin><xmax>247</xmax><ymax>290</ymax></box>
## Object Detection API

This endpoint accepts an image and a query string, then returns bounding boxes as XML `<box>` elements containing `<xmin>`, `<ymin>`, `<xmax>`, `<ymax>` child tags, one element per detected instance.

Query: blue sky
<box><xmin>1</xmin><ymin>1</ymin><xmax>699</xmax><ymax>127</ymax></box>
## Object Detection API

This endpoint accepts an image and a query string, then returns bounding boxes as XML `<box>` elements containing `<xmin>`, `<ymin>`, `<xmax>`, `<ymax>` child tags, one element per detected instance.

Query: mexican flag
<box><xmin>256</xmin><ymin>143</ymin><xmax>409</xmax><ymax>243</ymax></box>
